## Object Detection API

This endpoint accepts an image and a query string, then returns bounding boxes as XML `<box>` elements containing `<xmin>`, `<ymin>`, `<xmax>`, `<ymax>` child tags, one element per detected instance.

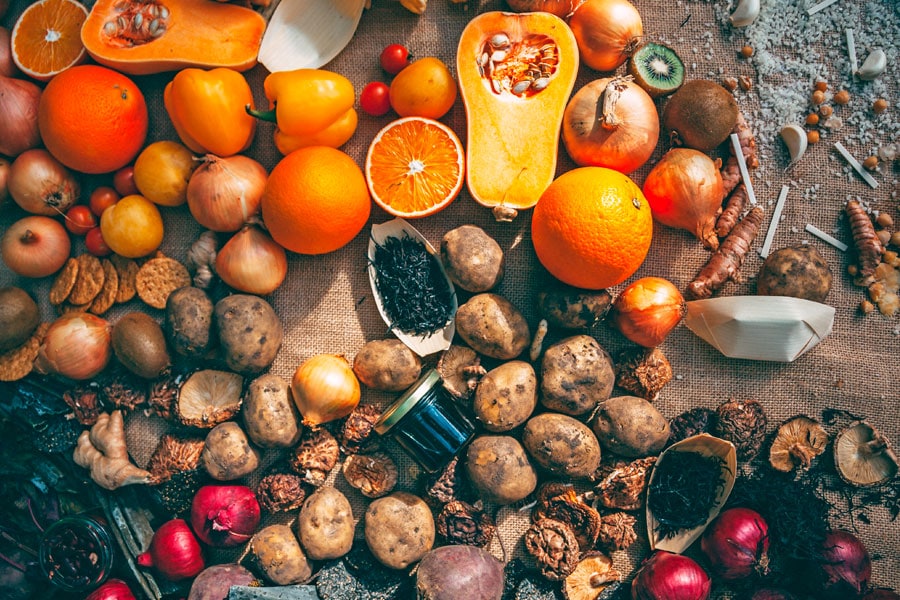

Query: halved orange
<box><xmin>365</xmin><ymin>116</ymin><xmax>465</xmax><ymax>219</ymax></box>
<box><xmin>11</xmin><ymin>0</ymin><xmax>88</xmax><ymax>81</ymax></box>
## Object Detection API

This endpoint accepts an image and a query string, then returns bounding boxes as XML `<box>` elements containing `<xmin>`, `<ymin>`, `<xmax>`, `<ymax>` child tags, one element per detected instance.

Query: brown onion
<box><xmin>215</xmin><ymin>225</ymin><xmax>287</xmax><ymax>295</ymax></box>
<box><xmin>569</xmin><ymin>0</ymin><xmax>643</xmax><ymax>72</ymax></box>
<box><xmin>1</xmin><ymin>215</ymin><xmax>71</xmax><ymax>278</ymax></box>
<box><xmin>642</xmin><ymin>148</ymin><xmax>725</xmax><ymax>250</ymax></box>
<box><xmin>35</xmin><ymin>313</ymin><xmax>112</xmax><ymax>380</ymax></box>
<box><xmin>8</xmin><ymin>149</ymin><xmax>80</xmax><ymax>216</ymax></box>
<box><xmin>291</xmin><ymin>354</ymin><xmax>361</xmax><ymax>427</ymax></box>
<box><xmin>187</xmin><ymin>154</ymin><xmax>267</xmax><ymax>232</ymax></box>
<box><xmin>613</xmin><ymin>277</ymin><xmax>685</xmax><ymax>347</ymax></box>
<box><xmin>1</xmin><ymin>156</ymin><xmax>10</xmax><ymax>204</ymax></box>
<box><xmin>1</xmin><ymin>27</ymin><xmax>20</xmax><ymax>77</ymax></box>
<box><xmin>0</xmin><ymin>75</ymin><xmax>41</xmax><ymax>157</ymax></box>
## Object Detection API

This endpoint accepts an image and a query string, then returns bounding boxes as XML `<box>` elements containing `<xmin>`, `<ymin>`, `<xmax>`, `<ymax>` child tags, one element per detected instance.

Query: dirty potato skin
<box><xmin>215</xmin><ymin>294</ymin><xmax>283</xmax><ymax>375</ymax></box>
<box><xmin>165</xmin><ymin>286</ymin><xmax>215</xmax><ymax>358</ymax></box>
<box><xmin>364</xmin><ymin>491</ymin><xmax>435</xmax><ymax>570</ymax></box>
<box><xmin>201</xmin><ymin>421</ymin><xmax>260</xmax><ymax>480</ymax></box>
<box><xmin>465</xmin><ymin>435</ymin><xmax>538</xmax><ymax>505</ymax></box>
<box><xmin>243</xmin><ymin>374</ymin><xmax>301</xmax><ymax>448</ymax></box>
<box><xmin>592</xmin><ymin>396</ymin><xmax>670</xmax><ymax>457</ymax></box>
<box><xmin>296</xmin><ymin>487</ymin><xmax>354</xmax><ymax>561</ymax></box>
<box><xmin>756</xmin><ymin>245</ymin><xmax>833</xmax><ymax>303</ymax></box>
<box><xmin>537</xmin><ymin>287</ymin><xmax>613</xmax><ymax>329</ymax></box>
<box><xmin>250</xmin><ymin>524</ymin><xmax>312</xmax><ymax>585</ymax></box>
<box><xmin>473</xmin><ymin>360</ymin><xmax>538</xmax><ymax>432</ymax></box>
<box><xmin>540</xmin><ymin>335</ymin><xmax>615</xmax><ymax>416</ymax></box>
<box><xmin>352</xmin><ymin>339</ymin><xmax>422</xmax><ymax>391</ymax></box>
<box><xmin>455</xmin><ymin>293</ymin><xmax>531</xmax><ymax>360</ymax></box>
<box><xmin>522</xmin><ymin>413</ymin><xmax>602</xmax><ymax>479</ymax></box>
<box><xmin>440</xmin><ymin>224</ymin><xmax>505</xmax><ymax>292</ymax></box>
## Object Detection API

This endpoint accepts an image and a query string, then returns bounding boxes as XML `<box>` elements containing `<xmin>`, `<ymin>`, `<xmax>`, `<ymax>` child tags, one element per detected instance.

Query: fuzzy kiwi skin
<box><xmin>112</xmin><ymin>312</ymin><xmax>171</xmax><ymax>379</ymax></box>
<box><xmin>0</xmin><ymin>287</ymin><xmax>41</xmax><ymax>352</ymax></box>
<box><xmin>662</xmin><ymin>79</ymin><xmax>739</xmax><ymax>152</ymax></box>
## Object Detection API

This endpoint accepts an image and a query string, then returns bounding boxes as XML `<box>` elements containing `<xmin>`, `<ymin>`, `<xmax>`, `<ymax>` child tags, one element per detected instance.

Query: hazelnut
<box><xmin>873</xmin><ymin>98</ymin><xmax>888</xmax><ymax>114</ymax></box>
<box><xmin>740</xmin><ymin>45</ymin><xmax>754</xmax><ymax>58</ymax></box>
<box><xmin>876</xmin><ymin>229</ymin><xmax>891</xmax><ymax>246</ymax></box>
<box><xmin>807</xmin><ymin>130</ymin><xmax>820</xmax><ymax>144</ymax></box>
<box><xmin>863</xmin><ymin>156</ymin><xmax>879</xmax><ymax>171</ymax></box>
<box><xmin>814</xmin><ymin>80</ymin><xmax>828</xmax><ymax>92</ymax></box>
<box><xmin>819</xmin><ymin>104</ymin><xmax>834</xmax><ymax>117</ymax></box>
<box><xmin>811</xmin><ymin>89</ymin><xmax>826</xmax><ymax>105</ymax></box>
<box><xmin>834</xmin><ymin>89</ymin><xmax>851</xmax><ymax>105</ymax></box>
<box><xmin>806</xmin><ymin>113</ymin><xmax>820</xmax><ymax>126</ymax></box>
<box><xmin>891</xmin><ymin>231</ymin><xmax>900</xmax><ymax>247</ymax></box>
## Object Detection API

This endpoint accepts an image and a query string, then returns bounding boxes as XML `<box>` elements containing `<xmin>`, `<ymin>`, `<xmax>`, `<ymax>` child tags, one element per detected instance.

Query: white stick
<box><xmin>805</xmin><ymin>223</ymin><xmax>849</xmax><ymax>251</ymax></box>
<box><xmin>730</xmin><ymin>133</ymin><xmax>757</xmax><ymax>206</ymax></box>
<box><xmin>807</xmin><ymin>0</ymin><xmax>839</xmax><ymax>15</ymax></box>
<box><xmin>834</xmin><ymin>142</ymin><xmax>879</xmax><ymax>188</ymax></box>
<box><xmin>759</xmin><ymin>185</ymin><xmax>790</xmax><ymax>258</ymax></box>
<box><xmin>846</xmin><ymin>29</ymin><xmax>858</xmax><ymax>74</ymax></box>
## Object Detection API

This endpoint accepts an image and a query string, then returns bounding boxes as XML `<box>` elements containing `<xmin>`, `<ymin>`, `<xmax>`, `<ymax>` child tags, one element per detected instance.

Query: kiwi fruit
<box><xmin>112</xmin><ymin>312</ymin><xmax>171</xmax><ymax>379</ymax></box>
<box><xmin>661</xmin><ymin>79</ymin><xmax>739</xmax><ymax>152</ymax></box>
<box><xmin>627</xmin><ymin>42</ymin><xmax>685</xmax><ymax>98</ymax></box>
<box><xmin>0</xmin><ymin>287</ymin><xmax>41</xmax><ymax>352</ymax></box>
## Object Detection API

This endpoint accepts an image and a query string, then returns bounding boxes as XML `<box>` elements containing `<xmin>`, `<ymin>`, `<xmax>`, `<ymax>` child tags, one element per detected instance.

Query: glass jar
<box><xmin>39</xmin><ymin>515</ymin><xmax>115</xmax><ymax>593</ymax></box>
<box><xmin>375</xmin><ymin>368</ymin><xmax>476</xmax><ymax>473</ymax></box>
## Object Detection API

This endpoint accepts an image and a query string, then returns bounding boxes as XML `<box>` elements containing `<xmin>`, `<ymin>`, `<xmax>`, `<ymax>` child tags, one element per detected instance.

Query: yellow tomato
<box><xmin>100</xmin><ymin>194</ymin><xmax>164</xmax><ymax>258</ymax></box>
<box><xmin>133</xmin><ymin>141</ymin><xmax>197</xmax><ymax>207</ymax></box>
<box><xmin>389</xmin><ymin>57</ymin><xmax>458</xmax><ymax>119</ymax></box>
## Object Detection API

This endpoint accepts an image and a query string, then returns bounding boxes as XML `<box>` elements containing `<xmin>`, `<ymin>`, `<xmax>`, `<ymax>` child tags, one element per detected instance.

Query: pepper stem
<box><xmin>245</xmin><ymin>104</ymin><xmax>277</xmax><ymax>123</ymax></box>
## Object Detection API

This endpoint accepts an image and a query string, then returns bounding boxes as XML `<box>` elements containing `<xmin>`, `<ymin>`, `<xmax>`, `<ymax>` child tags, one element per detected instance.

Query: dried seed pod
<box><xmin>340</xmin><ymin>403</ymin><xmax>383</xmax><ymax>454</ymax></box>
<box><xmin>146</xmin><ymin>434</ymin><xmax>205</xmax><ymax>485</ymax></box>
<box><xmin>769</xmin><ymin>416</ymin><xmax>828</xmax><ymax>472</ymax></box>
<box><xmin>615</xmin><ymin>347</ymin><xmax>673</xmax><ymax>401</ymax></box>
<box><xmin>524</xmin><ymin>518</ymin><xmax>581</xmax><ymax>581</ymax></box>
<box><xmin>712</xmin><ymin>398</ymin><xmax>768</xmax><ymax>461</ymax></box>
<box><xmin>590</xmin><ymin>456</ymin><xmax>656</xmax><ymax>511</ymax></box>
<box><xmin>532</xmin><ymin>488</ymin><xmax>602</xmax><ymax>550</ymax></box>
<box><xmin>256</xmin><ymin>473</ymin><xmax>309</xmax><ymax>512</ymax></box>
<box><xmin>147</xmin><ymin>370</ymin><xmax>187</xmax><ymax>420</ymax></box>
<box><xmin>596</xmin><ymin>512</ymin><xmax>638</xmax><ymax>552</ymax></box>
<box><xmin>562</xmin><ymin>552</ymin><xmax>620</xmax><ymax>600</ymax></box>
<box><xmin>289</xmin><ymin>428</ymin><xmax>340</xmax><ymax>486</ymax></box>
<box><xmin>343</xmin><ymin>452</ymin><xmax>399</xmax><ymax>498</ymax></box>
<box><xmin>422</xmin><ymin>456</ymin><xmax>474</xmax><ymax>507</ymax></box>
<box><xmin>436</xmin><ymin>500</ymin><xmax>496</xmax><ymax>547</ymax></box>
<box><xmin>667</xmin><ymin>407</ymin><xmax>715</xmax><ymax>445</ymax></box>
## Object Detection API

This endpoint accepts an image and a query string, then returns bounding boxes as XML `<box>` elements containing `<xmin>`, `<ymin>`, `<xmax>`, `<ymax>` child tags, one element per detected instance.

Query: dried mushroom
<box><xmin>146</xmin><ymin>434</ymin><xmax>205</xmax><ymax>484</ymax></box>
<box><xmin>524</xmin><ymin>518</ymin><xmax>581</xmax><ymax>581</ymax></box>
<box><xmin>437</xmin><ymin>344</ymin><xmax>486</xmax><ymax>399</ymax></box>
<box><xmin>769</xmin><ymin>416</ymin><xmax>828</xmax><ymax>472</ymax></box>
<box><xmin>422</xmin><ymin>456</ymin><xmax>474</xmax><ymax>507</ymax></box>
<box><xmin>176</xmin><ymin>369</ymin><xmax>244</xmax><ymax>428</ymax></box>
<box><xmin>343</xmin><ymin>452</ymin><xmax>399</xmax><ymax>498</ymax></box>
<box><xmin>667</xmin><ymin>407</ymin><xmax>714</xmax><ymax>446</ymax></box>
<box><xmin>62</xmin><ymin>382</ymin><xmax>102</xmax><ymax>426</ymax></box>
<box><xmin>257</xmin><ymin>473</ymin><xmax>309</xmax><ymax>512</ymax></box>
<box><xmin>436</xmin><ymin>500</ymin><xmax>496</xmax><ymax>547</ymax></box>
<box><xmin>532</xmin><ymin>488</ymin><xmax>601</xmax><ymax>550</ymax></box>
<box><xmin>147</xmin><ymin>370</ymin><xmax>187</xmax><ymax>420</ymax></box>
<box><xmin>833</xmin><ymin>421</ymin><xmax>899</xmax><ymax>487</ymax></box>
<box><xmin>590</xmin><ymin>457</ymin><xmax>656</xmax><ymax>511</ymax></box>
<box><xmin>712</xmin><ymin>398</ymin><xmax>768</xmax><ymax>461</ymax></box>
<box><xmin>340</xmin><ymin>403</ymin><xmax>382</xmax><ymax>454</ymax></box>
<box><xmin>562</xmin><ymin>552</ymin><xmax>620</xmax><ymax>600</ymax></box>
<box><xmin>615</xmin><ymin>347</ymin><xmax>673</xmax><ymax>401</ymax></box>
<box><xmin>596</xmin><ymin>512</ymin><xmax>637</xmax><ymax>552</ymax></box>
<box><xmin>289</xmin><ymin>427</ymin><xmax>340</xmax><ymax>486</ymax></box>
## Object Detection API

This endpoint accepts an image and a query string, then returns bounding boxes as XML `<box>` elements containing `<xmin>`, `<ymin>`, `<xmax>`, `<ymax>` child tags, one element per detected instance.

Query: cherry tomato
<box><xmin>85</xmin><ymin>227</ymin><xmax>112</xmax><ymax>257</ymax></box>
<box><xmin>89</xmin><ymin>186</ymin><xmax>121</xmax><ymax>218</ymax></box>
<box><xmin>360</xmin><ymin>82</ymin><xmax>392</xmax><ymax>116</ymax></box>
<box><xmin>64</xmin><ymin>205</ymin><xmax>98</xmax><ymax>236</ymax></box>
<box><xmin>380</xmin><ymin>44</ymin><xmax>411</xmax><ymax>75</ymax></box>
<box><xmin>113</xmin><ymin>166</ymin><xmax>139</xmax><ymax>197</ymax></box>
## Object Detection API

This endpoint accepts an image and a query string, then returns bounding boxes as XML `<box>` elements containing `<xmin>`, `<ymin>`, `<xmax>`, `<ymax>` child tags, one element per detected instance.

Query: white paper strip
<box><xmin>805</xmin><ymin>223</ymin><xmax>849</xmax><ymax>251</ymax></box>
<box><xmin>759</xmin><ymin>185</ymin><xmax>790</xmax><ymax>258</ymax></box>
<box><xmin>807</xmin><ymin>0</ymin><xmax>839</xmax><ymax>15</ymax></box>
<box><xmin>834</xmin><ymin>142</ymin><xmax>879</xmax><ymax>188</ymax></box>
<box><xmin>730</xmin><ymin>133</ymin><xmax>757</xmax><ymax>206</ymax></box>
<box><xmin>846</xmin><ymin>29</ymin><xmax>858</xmax><ymax>74</ymax></box>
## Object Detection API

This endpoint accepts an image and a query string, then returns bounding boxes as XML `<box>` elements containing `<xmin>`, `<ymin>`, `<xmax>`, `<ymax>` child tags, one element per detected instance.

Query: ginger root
<box><xmin>687</xmin><ymin>206</ymin><xmax>765</xmax><ymax>299</ymax></box>
<box><xmin>715</xmin><ymin>183</ymin><xmax>751</xmax><ymax>238</ymax></box>
<box><xmin>73</xmin><ymin>410</ymin><xmax>151</xmax><ymax>490</ymax></box>
<box><xmin>845</xmin><ymin>200</ymin><xmax>883</xmax><ymax>279</ymax></box>
<box><xmin>720</xmin><ymin>112</ymin><xmax>758</xmax><ymax>196</ymax></box>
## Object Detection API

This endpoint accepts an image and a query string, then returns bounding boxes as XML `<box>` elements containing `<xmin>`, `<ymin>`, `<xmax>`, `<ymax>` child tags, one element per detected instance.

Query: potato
<box><xmin>522</xmin><ymin>412</ymin><xmax>602</xmax><ymax>479</ymax></box>
<box><xmin>201</xmin><ymin>422</ymin><xmax>260</xmax><ymax>481</ymax></box>
<box><xmin>455</xmin><ymin>293</ymin><xmax>530</xmax><ymax>360</ymax></box>
<box><xmin>353</xmin><ymin>339</ymin><xmax>422</xmax><ymax>392</ymax></box>
<box><xmin>364</xmin><ymin>491</ymin><xmax>435</xmax><ymax>570</ymax></box>
<box><xmin>165</xmin><ymin>286</ymin><xmax>215</xmax><ymax>358</ymax></box>
<box><xmin>250</xmin><ymin>524</ymin><xmax>312</xmax><ymax>585</ymax></box>
<box><xmin>111</xmin><ymin>312</ymin><xmax>170</xmax><ymax>379</ymax></box>
<box><xmin>296</xmin><ymin>487</ymin><xmax>354</xmax><ymax>561</ymax></box>
<box><xmin>465</xmin><ymin>435</ymin><xmax>537</xmax><ymax>505</ymax></box>
<box><xmin>440</xmin><ymin>225</ymin><xmax>504</xmax><ymax>292</ymax></box>
<box><xmin>243</xmin><ymin>374</ymin><xmax>301</xmax><ymax>448</ymax></box>
<box><xmin>473</xmin><ymin>360</ymin><xmax>537</xmax><ymax>432</ymax></box>
<box><xmin>757</xmin><ymin>245</ymin><xmax>833</xmax><ymax>303</ymax></box>
<box><xmin>537</xmin><ymin>286</ymin><xmax>612</xmax><ymax>329</ymax></box>
<box><xmin>592</xmin><ymin>396</ymin><xmax>670</xmax><ymax>457</ymax></box>
<box><xmin>540</xmin><ymin>335</ymin><xmax>614</xmax><ymax>416</ymax></box>
<box><xmin>215</xmin><ymin>294</ymin><xmax>283</xmax><ymax>375</ymax></box>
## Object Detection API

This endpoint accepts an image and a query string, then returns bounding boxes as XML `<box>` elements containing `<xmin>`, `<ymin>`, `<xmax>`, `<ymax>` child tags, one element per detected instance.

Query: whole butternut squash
<box><xmin>457</xmin><ymin>11</ymin><xmax>579</xmax><ymax>221</ymax></box>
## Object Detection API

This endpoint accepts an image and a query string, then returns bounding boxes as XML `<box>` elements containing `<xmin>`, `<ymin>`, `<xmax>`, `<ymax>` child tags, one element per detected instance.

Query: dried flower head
<box><xmin>712</xmin><ymin>398</ymin><xmax>768</xmax><ymax>461</ymax></box>
<box><xmin>289</xmin><ymin>427</ymin><xmax>340</xmax><ymax>486</ymax></box>
<box><xmin>146</xmin><ymin>434</ymin><xmax>205</xmax><ymax>485</ymax></box>
<box><xmin>343</xmin><ymin>452</ymin><xmax>399</xmax><ymax>498</ymax></box>
<box><xmin>62</xmin><ymin>382</ymin><xmax>103</xmax><ymax>426</ymax></box>
<box><xmin>436</xmin><ymin>500</ymin><xmax>496</xmax><ymax>547</ymax></box>
<box><xmin>147</xmin><ymin>370</ymin><xmax>187</xmax><ymax>420</ymax></box>
<box><xmin>340</xmin><ymin>403</ymin><xmax>383</xmax><ymax>454</ymax></box>
<box><xmin>257</xmin><ymin>473</ymin><xmax>308</xmax><ymax>512</ymax></box>
<box><xmin>590</xmin><ymin>457</ymin><xmax>657</xmax><ymax>512</ymax></box>
<box><xmin>99</xmin><ymin>368</ymin><xmax>148</xmax><ymax>412</ymax></box>
<box><xmin>615</xmin><ymin>347</ymin><xmax>673</xmax><ymax>401</ymax></box>
<box><xmin>524</xmin><ymin>518</ymin><xmax>581</xmax><ymax>581</ymax></box>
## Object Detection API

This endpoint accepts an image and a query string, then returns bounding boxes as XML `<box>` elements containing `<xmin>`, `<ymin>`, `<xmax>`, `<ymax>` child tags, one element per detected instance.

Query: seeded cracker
<box><xmin>68</xmin><ymin>254</ymin><xmax>106</xmax><ymax>305</ymax></box>
<box><xmin>0</xmin><ymin>322</ymin><xmax>49</xmax><ymax>382</ymax></box>
<box><xmin>49</xmin><ymin>258</ymin><xmax>79</xmax><ymax>305</ymax></box>
<box><xmin>90</xmin><ymin>259</ymin><xmax>119</xmax><ymax>315</ymax></box>
<box><xmin>136</xmin><ymin>257</ymin><xmax>191</xmax><ymax>310</ymax></box>
<box><xmin>110</xmin><ymin>254</ymin><xmax>139</xmax><ymax>304</ymax></box>
<box><xmin>57</xmin><ymin>301</ymin><xmax>91</xmax><ymax>315</ymax></box>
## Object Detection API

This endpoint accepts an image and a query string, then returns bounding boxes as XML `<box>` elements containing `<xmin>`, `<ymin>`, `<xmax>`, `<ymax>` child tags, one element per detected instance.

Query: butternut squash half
<box><xmin>81</xmin><ymin>0</ymin><xmax>266</xmax><ymax>76</ymax></box>
<box><xmin>457</xmin><ymin>11</ymin><xmax>579</xmax><ymax>221</ymax></box>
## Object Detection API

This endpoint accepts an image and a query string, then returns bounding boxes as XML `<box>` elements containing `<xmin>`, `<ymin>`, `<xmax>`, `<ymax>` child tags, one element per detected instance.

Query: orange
<box><xmin>10</xmin><ymin>0</ymin><xmax>88</xmax><ymax>81</ymax></box>
<box><xmin>531</xmin><ymin>166</ymin><xmax>653</xmax><ymax>290</ymax></box>
<box><xmin>38</xmin><ymin>64</ymin><xmax>148</xmax><ymax>174</ymax></box>
<box><xmin>262</xmin><ymin>146</ymin><xmax>371</xmax><ymax>255</ymax></box>
<box><xmin>365</xmin><ymin>117</ymin><xmax>465</xmax><ymax>219</ymax></box>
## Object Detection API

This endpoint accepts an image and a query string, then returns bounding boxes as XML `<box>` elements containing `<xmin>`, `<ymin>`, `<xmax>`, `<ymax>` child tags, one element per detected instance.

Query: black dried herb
<box><xmin>648</xmin><ymin>450</ymin><xmax>727</xmax><ymax>539</ymax></box>
<box><xmin>371</xmin><ymin>233</ymin><xmax>454</xmax><ymax>336</ymax></box>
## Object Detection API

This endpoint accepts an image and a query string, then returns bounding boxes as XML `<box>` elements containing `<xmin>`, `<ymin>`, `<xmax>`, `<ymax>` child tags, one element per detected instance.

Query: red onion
<box><xmin>700</xmin><ymin>507</ymin><xmax>770</xmax><ymax>580</ymax></box>
<box><xmin>750</xmin><ymin>589</ymin><xmax>798</xmax><ymax>600</ymax></box>
<box><xmin>137</xmin><ymin>519</ymin><xmax>205</xmax><ymax>581</ymax></box>
<box><xmin>85</xmin><ymin>578</ymin><xmax>136</xmax><ymax>600</ymax></box>
<box><xmin>815</xmin><ymin>529</ymin><xmax>871</xmax><ymax>598</ymax></box>
<box><xmin>631</xmin><ymin>551</ymin><xmax>711</xmax><ymax>600</ymax></box>
<box><xmin>190</xmin><ymin>485</ymin><xmax>261</xmax><ymax>548</ymax></box>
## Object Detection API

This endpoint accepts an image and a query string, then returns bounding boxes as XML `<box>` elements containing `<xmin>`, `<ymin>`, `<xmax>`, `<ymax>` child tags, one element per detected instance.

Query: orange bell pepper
<box><xmin>246</xmin><ymin>69</ymin><xmax>357</xmax><ymax>155</ymax></box>
<box><xmin>164</xmin><ymin>68</ymin><xmax>256</xmax><ymax>157</ymax></box>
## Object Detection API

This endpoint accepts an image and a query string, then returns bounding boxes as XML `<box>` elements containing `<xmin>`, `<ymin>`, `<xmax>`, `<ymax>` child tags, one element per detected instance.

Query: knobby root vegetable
<box><xmin>845</xmin><ymin>200</ymin><xmax>883</xmax><ymax>278</ymax></box>
<box><xmin>715</xmin><ymin>183</ymin><xmax>750</xmax><ymax>238</ymax></box>
<box><xmin>73</xmin><ymin>411</ymin><xmax>152</xmax><ymax>490</ymax></box>
<box><xmin>720</xmin><ymin>112</ymin><xmax>758</xmax><ymax>196</ymax></box>
<box><xmin>687</xmin><ymin>206</ymin><xmax>765</xmax><ymax>299</ymax></box>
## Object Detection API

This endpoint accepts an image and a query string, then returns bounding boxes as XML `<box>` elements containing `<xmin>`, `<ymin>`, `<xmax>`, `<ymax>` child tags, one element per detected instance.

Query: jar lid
<box><xmin>375</xmin><ymin>368</ymin><xmax>442</xmax><ymax>435</ymax></box>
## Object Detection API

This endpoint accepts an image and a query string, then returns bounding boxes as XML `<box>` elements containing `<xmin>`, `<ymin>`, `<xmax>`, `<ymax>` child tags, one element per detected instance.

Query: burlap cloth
<box><xmin>2</xmin><ymin>0</ymin><xmax>898</xmax><ymax>596</ymax></box>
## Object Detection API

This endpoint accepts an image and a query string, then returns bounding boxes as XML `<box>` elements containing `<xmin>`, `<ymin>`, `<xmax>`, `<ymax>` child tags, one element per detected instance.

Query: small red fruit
<box><xmin>85</xmin><ymin>227</ymin><xmax>112</xmax><ymax>257</ymax></box>
<box><xmin>360</xmin><ymin>82</ymin><xmax>392</xmax><ymax>116</ymax></box>
<box><xmin>64</xmin><ymin>205</ymin><xmax>98</xmax><ymax>236</ymax></box>
<box><xmin>113</xmin><ymin>166</ymin><xmax>139</xmax><ymax>196</ymax></box>
<box><xmin>380</xmin><ymin>44</ymin><xmax>411</xmax><ymax>75</ymax></box>
<box><xmin>89</xmin><ymin>186</ymin><xmax>120</xmax><ymax>217</ymax></box>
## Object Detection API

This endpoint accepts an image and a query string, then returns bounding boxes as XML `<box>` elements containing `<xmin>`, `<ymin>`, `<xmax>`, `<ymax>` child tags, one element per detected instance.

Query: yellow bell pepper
<box><xmin>164</xmin><ymin>68</ymin><xmax>256</xmax><ymax>157</ymax></box>
<box><xmin>246</xmin><ymin>69</ymin><xmax>358</xmax><ymax>155</ymax></box>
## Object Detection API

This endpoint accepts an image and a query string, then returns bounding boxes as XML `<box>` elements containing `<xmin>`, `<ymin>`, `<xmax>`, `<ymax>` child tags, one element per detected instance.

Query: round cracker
<box><xmin>68</xmin><ymin>254</ymin><xmax>106</xmax><ymax>305</ymax></box>
<box><xmin>136</xmin><ymin>257</ymin><xmax>192</xmax><ymax>310</ymax></box>
<box><xmin>0</xmin><ymin>322</ymin><xmax>50</xmax><ymax>382</ymax></box>
<box><xmin>110</xmin><ymin>254</ymin><xmax>139</xmax><ymax>304</ymax></box>
<box><xmin>57</xmin><ymin>302</ymin><xmax>91</xmax><ymax>316</ymax></box>
<box><xmin>90</xmin><ymin>259</ymin><xmax>120</xmax><ymax>315</ymax></box>
<box><xmin>49</xmin><ymin>258</ymin><xmax>80</xmax><ymax>305</ymax></box>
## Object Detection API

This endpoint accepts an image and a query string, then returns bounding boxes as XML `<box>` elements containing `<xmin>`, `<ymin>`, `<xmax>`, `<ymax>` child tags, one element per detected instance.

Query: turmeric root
<box><xmin>845</xmin><ymin>200</ymin><xmax>883</xmax><ymax>279</ymax></box>
<box><xmin>721</xmin><ymin>155</ymin><xmax>742</xmax><ymax>197</ymax></box>
<box><xmin>720</xmin><ymin>112</ymin><xmax>759</xmax><ymax>196</ymax></box>
<box><xmin>73</xmin><ymin>410</ymin><xmax>151</xmax><ymax>490</ymax></box>
<box><xmin>715</xmin><ymin>183</ymin><xmax>751</xmax><ymax>238</ymax></box>
<box><xmin>687</xmin><ymin>206</ymin><xmax>765</xmax><ymax>299</ymax></box>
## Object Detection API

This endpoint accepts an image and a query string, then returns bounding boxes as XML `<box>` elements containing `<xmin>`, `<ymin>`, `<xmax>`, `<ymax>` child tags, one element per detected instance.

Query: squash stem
<box><xmin>245</xmin><ymin>104</ymin><xmax>277</xmax><ymax>123</ymax></box>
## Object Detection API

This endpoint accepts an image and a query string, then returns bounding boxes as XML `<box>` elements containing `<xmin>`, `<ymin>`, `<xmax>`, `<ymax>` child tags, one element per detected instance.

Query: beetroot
<box><xmin>188</xmin><ymin>564</ymin><xmax>258</xmax><ymax>600</ymax></box>
<box><xmin>416</xmin><ymin>545</ymin><xmax>504</xmax><ymax>600</ymax></box>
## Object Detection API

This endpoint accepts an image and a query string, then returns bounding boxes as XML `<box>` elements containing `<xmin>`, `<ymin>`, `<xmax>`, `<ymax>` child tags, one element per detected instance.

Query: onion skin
<box><xmin>34</xmin><ymin>313</ymin><xmax>112</xmax><ymax>380</ymax></box>
<box><xmin>700</xmin><ymin>507</ymin><xmax>770</xmax><ymax>580</ymax></box>
<box><xmin>569</xmin><ymin>0</ymin><xmax>643</xmax><ymax>72</ymax></box>
<box><xmin>1</xmin><ymin>157</ymin><xmax>9</xmax><ymax>204</ymax></box>
<box><xmin>814</xmin><ymin>529</ymin><xmax>871</xmax><ymax>599</ymax></box>
<box><xmin>85</xmin><ymin>579</ymin><xmax>137</xmax><ymax>600</ymax></box>
<box><xmin>642</xmin><ymin>148</ymin><xmax>724</xmax><ymax>250</ymax></box>
<box><xmin>187</xmin><ymin>154</ymin><xmax>267</xmax><ymax>232</ymax></box>
<box><xmin>8</xmin><ymin>149</ymin><xmax>80</xmax><ymax>216</ymax></box>
<box><xmin>0</xmin><ymin>76</ymin><xmax>42</xmax><ymax>158</ymax></box>
<box><xmin>137</xmin><ymin>519</ymin><xmax>205</xmax><ymax>581</ymax></box>
<box><xmin>1</xmin><ymin>215</ymin><xmax>71</xmax><ymax>278</ymax></box>
<box><xmin>1</xmin><ymin>27</ymin><xmax>21</xmax><ymax>78</ymax></box>
<box><xmin>215</xmin><ymin>225</ymin><xmax>287</xmax><ymax>295</ymax></box>
<box><xmin>291</xmin><ymin>353</ymin><xmax>361</xmax><ymax>427</ymax></box>
<box><xmin>190</xmin><ymin>485</ymin><xmax>261</xmax><ymax>548</ymax></box>
<box><xmin>631</xmin><ymin>551</ymin><xmax>711</xmax><ymax>600</ymax></box>
<box><xmin>612</xmin><ymin>277</ymin><xmax>685</xmax><ymax>347</ymax></box>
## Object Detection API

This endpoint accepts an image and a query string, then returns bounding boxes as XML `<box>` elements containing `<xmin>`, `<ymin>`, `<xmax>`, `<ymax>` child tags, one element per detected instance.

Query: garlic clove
<box><xmin>729</xmin><ymin>0</ymin><xmax>760</xmax><ymax>27</ymax></box>
<box><xmin>856</xmin><ymin>48</ymin><xmax>886</xmax><ymax>81</ymax></box>
<box><xmin>779</xmin><ymin>124</ymin><xmax>808</xmax><ymax>164</ymax></box>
